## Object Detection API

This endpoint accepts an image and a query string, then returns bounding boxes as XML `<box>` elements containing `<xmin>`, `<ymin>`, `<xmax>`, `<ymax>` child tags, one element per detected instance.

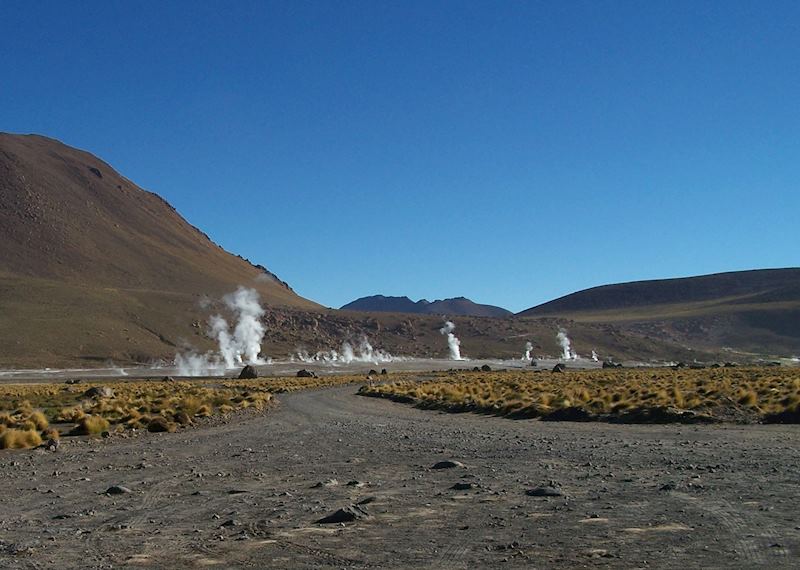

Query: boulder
<box><xmin>83</xmin><ymin>386</ymin><xmax>115</xmax><ymax>399</ymax></box>
<box><xmin>238</xmin><ymin>365</ymin><xmax>258</xmax><ymax>379</ymax></box>
<box><xmin>480</xmin><ymin>364</ymin><xmax>492</xmax><ymax>372</ymax></box>
<box><xmin>380</xmin><ymin>369</ymin><xmax>388</xmax><ymax>375</ymax></box>
<box><xmin>526</xmin><ymin>485</ymin><xmax>563</xmax><ymax>497</ymax></box>
<box><xmin>552</xmin><ymin>363</ymin><xmax>566</xmax><ymax>373</ymax></box>
<box><xmin>297</xmin><ymin>369</ymin><xmax>316</xmax><ymax>378</ymax></box>
<box><xmin>316</xmin><ymin>505</ymin><xmax>371</xmax><ymax>524</ymax></box>
<box><xmin>431</xmin><ymin>460</ymin><xmax>465</xmax><ymax>470</ymax></box>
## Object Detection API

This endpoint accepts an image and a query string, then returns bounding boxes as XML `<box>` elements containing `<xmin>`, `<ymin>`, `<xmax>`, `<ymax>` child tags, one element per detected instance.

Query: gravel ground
<box><xmin>0</xmin><ymin>384</ymin><xmax>798</xmax><ymax>569</ymax></box>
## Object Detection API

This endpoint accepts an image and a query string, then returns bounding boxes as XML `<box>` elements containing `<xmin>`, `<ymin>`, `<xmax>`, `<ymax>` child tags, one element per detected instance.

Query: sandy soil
<box><xmin>1</xmin><ymin>385</ymin><xmax>798</xmax><ymax>569</ymax></box>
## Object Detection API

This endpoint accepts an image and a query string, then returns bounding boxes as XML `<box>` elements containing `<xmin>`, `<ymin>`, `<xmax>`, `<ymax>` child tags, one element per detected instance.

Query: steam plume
<box><xmin>556</xmin><ymin>328</ymin><xmax>578</xmax><ymax>360</ymax></box>
<box><xmin>522</xmin><ymin>341</ymin><xmax>533</xmax><ymax>361</ymax></box>
<box><xmin>174</xmin><ymin>286</ymin><xmax>267</xmax><ymax>375</ymax></box>
<box><xmin>440</xmin><ymin>321</ymin><xmax>463</xmax><ymax>360</ymax></box>
<box><xmin>294</xmin><ymin>336</ymin><xmax>394</xmax><ymax>364</ymax></box>
<box><xmin>591</xmin><ymin>350</ymin><xmax>599</xmax><ymax>362</ymax></box>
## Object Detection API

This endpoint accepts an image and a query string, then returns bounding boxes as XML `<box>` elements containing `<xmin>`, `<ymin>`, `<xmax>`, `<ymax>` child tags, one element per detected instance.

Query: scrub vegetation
<box><xmin>0</xmin><ymin>374</ymin><xmax>365</xmax><ymax>449</ymax></box>
<box><xmin>359</xmin><ymin>367</ymin><xmax>800</xmax><ymax>424</ymax></box>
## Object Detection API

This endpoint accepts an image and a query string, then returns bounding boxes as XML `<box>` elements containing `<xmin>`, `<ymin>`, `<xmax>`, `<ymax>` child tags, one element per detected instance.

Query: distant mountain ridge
<box><xmin>517</xmin><ymin>268</ymin><xmax>800</xmax><ymax>356</ymax></box>
<box><xmin>341</xmin><ymin>295</ymin><xmax>512</xmax><ymax>317</ymax></box>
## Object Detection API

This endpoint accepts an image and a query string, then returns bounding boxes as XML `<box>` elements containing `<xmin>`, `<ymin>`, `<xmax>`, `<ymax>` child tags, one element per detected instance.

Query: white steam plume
<box><xmin>522</xmin><ymin>341</ymin><xmax>533</xmax><ymax>361</ymax></box>
<box><xmin>174</xmin><ymin>286</ymin><xmax>267</xmax><ymax>376</ymax></box>
<box><xmin>294</xmin><ymin>336</ymin><xmax>395</xmax><ymax>364</ymax></box>
<box><xmin>556</xmin><ymin>328</ymin><xmax>578</xmax><ymax>360</ymax></box>
<box><xmin>440</xmin><ymin>321</ymin><xmax>463</xmax><ymax>360</ymax></box>
<box><xmin>591</xmin><ymin>350</ymin><xmax>599</xmax><ymax>362</ymax></box>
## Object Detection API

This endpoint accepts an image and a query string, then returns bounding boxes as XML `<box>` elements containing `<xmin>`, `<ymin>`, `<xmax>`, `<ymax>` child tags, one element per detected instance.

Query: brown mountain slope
<box><xmin>517</xmin><ymin>269</ymin><xmax>800</xmax><ymax>356</ymax></box>
<box><xmin>0</xmin><ymin>133</ymin><xmax>320</xmax><ymax>367</ymax></box>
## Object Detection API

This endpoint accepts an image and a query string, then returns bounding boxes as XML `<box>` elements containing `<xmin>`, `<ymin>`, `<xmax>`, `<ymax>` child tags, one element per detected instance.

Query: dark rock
<box><xmin>312</xmin><ymin>479</ymin><xmax>339</xmax><ymax>488</ymax></box>
<box><xmin>659</xmin><ymin>482</ymin><xmax>677</xmax><ymax>492</ymax></box>
<box><xmin>602</xmin><ymin>361</ymin><xmax>622</xmax><ymax>369</ymax></box>
<box><xmin>316</xmin><ymin>505</ymin><xmax>371</xmax><ymax>524</ymax></box>
<box><xmin>472</xmin><ymin>366</ymin><xmax>481</xmax><ymax>372</ymax></box>
<box><xmin>46</xmin><ymin>438</ymin><xmax>60</xmax><ymax>452</ymax></box>
<box><xmin>552</xmin><ymin>363</ymin><xmax>566</xmax><ymax>373</ymax></box>
<box><xmin>162</xmin><ymin>376</ymin><xmax>176</xmax><ymax>382</ymax></box>
<box><xmin>297</xmin><ymin>369</ymin><xmax>316</xmax><ymax>378</ymax></box>
<box><xmin>380</xmin><ymin>369</ymin><xmax>388</xmax><ymax>375</ymax></box>
<box><xmin>526</xmin><ymin>485</ymin><xmax>563</xmax><ymax>497</ymax></box>
<box><xmin>368</xmin><ymin>369</ymin><xmax>378</xmax><ymax>376</ymax></box>
<box><xmin>614</xmin><ymin>406</ymin><xmax>716</xmax><ymax>424</ymax></box>
<box><xmin>451</xmin><ymin>482</ymin><xmax>478</xmax><ymax>491</ymax></box>
<box><xmin>764</xmin><ymin>409</ymin><xmax>800</xmax><ymax>424</ymax></box>
<box><xmin>480</xmin><ymin>364</ymin><xmax>492</xmax><ymax>372</ymax></box>
<box><xmin>672</xmin><ymin>362</ymin><xmax>687</xmax><ymax>369</ymax></box>
<box><xmin>65</xmin><ymin>379</ymin><xmax>81</xmax><ymax>385</ymax></box>
<box><xmin>147</xmin><ymin>416</ymin><xmax>175</xmax><ymax>432</ymax></box>
<box><xmin>106</xmin><ymin>485</ymin><xmax>132</xmax><ymax>495</ymax></box>
<box><xmin>238</xmin><ymin>365</ymin><xmax>258</xmax><ymax>379</ymax></box>
<box><xmin>88</xmin><ymin>166</ymin><xmax>102</xmax><ymax>178</ymax></box>
<box><xmin>431</xmin><ymin>460</ymin><xmax>465</xmax><ymax>470</ymax></box>
<box><xmin>84</xmin><ymin>386</ymin><xmax>115</xmax><ymax>399</ymax></box>
<box><xmin>530</xmin><ymin>360</ymin><xmax>537</xmax><ymax>367</ymax></box>
<box><xmin>542</xmin><ymin>407</ymin><xmax>595</xmax><ymax>422</ymax></box>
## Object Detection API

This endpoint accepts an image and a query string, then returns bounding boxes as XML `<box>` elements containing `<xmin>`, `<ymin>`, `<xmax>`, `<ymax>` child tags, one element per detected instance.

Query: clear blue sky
<box><xmin>2</xmin><ymin>1</ymin><xmax>798</xmax><ymax>312</ymax></box>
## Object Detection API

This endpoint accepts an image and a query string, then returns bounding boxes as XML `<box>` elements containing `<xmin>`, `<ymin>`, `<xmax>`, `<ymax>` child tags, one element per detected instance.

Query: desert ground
<box><xmin>1</xmin><ymin>373</ymin><xmax>798</xmax><ymax>569</ymax></box>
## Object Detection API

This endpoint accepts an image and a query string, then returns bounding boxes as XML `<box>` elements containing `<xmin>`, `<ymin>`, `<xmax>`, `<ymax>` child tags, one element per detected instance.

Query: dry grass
<box><xmin>0</xmin><ymin>373</ymin><xmax>365</xmax><ymax>449</ymax></box>
<box><xmin>360</xmin><ymin>367</ymin><xmax>800</xmax><ymax>423</ymax></box>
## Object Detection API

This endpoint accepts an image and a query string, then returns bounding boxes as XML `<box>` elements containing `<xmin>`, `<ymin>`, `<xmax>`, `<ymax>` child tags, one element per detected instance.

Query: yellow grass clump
<box><xmin>0</xmin><ymin>428</ymin><xmax>43</xmax><ymax>449</ymax></box>
<box><xmin>360</xmin><ymin>367</ymin><xmax>800</xmax><ymax>423</ymax></box>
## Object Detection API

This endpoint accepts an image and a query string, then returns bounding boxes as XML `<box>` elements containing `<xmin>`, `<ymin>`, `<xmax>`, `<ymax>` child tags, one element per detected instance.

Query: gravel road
<box><xmin>1</xmin><ymin>384</ymin><xmax>798</xmax><ymax>569</ymax></box>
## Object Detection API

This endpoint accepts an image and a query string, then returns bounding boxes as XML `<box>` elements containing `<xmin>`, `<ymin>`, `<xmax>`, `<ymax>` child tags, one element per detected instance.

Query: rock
<box><xmin>381</xmin><ymin>369</ymin><xmax>388</xmax><ymax>375</ymax></box>
<box><xmin>162</xmin><ymin>376</ymin><xmax>176</xmax><ymax>382</ymax></box>
<box><xmin>526</xmin><ymin>485</ymin><xmax>563</xmax><ymax>497</ymax></box>
<box><xmin>542</xmin><ymin>407</ymin><xmax>594</xmax><ymax>422</ymax></box>
<box><xmin>672</xmin><ymin>362</ymin><xmax>687</xmax><ymax>369</ymax></box>
<box><xmin>297</xmin><ymin>369</ymin><xmax>316</xmax><ymax>378</ymax></box>
<box><xmin>147</xmin><ymin>416</ymin><xmax>176</xmax><ymax>433</ymax></box>
<box><xmin>106</xmin><ymin>485</ymin><xmax>132</xmax><ymax>495</ymax></box>
<box><xmin>238</xmin><ymin>365</ymin><xmax>258</xmax><ymax>379</ymax></box>
<box><xmin>46</xmin><ymin>438</ymin><xmax>60</xmax><ymax>452</ymax></box>
<box><xmin>431</xmin><ymin>460</ymin><xmax>465</xmax><ymax>470</ymax></box>
<box><xmin>530</xmin><ymin>360</ymin><xmax>537</xmax><ymax>367</ymax></box>
<box><xmin>312</xmin><ymin>479</ymin><xmax>339</xmax><ymax>488</ymax></box>
<box><xmin>316</xmin><ymin>504</ymin><xmax>371</xmax><ymax>524</ymax></box>
<box><xmin>659</xmin><ymin>482</ymin><xmax>677</xmax><ymax>491</ymax></box>
<box><xmin>451</xmin><ymin>482</ymin><xmax>478</xmax><ymax>491</ymax></box>
<box><xmin>480</xmin><ymin>364</ymin><xmax>492</xmax><ymax>372</ymax></box>
<box><xmin>88</xmin><ymin>166</ymin><xmax>103</xmax><ymax>178</ymax></box>
<box><xmin>346</xmin><ymin>480</ymin><xmax>366</xmax><ymax>488</ymax></box>
<box><xmin>552</xmin><ymin>363</ymin><xmax>566</xmax><ymax>373</ymax></box>
<box><xmin>368</xmin><ymin>369</ymin><xmax>378</xmax><ymax>376</ymax></box>
<box><xmin>472</xmin><ymin>366</ymin><xmax>481</xmax><ymax>372</ymax></box>
<box><xmin>84</xmin><ymin>386</ymin><xmax>115</xmax><ymax>399</ymax></box>
<box><xmin>65</xmin><ymin>379</ymin><xmax>81</xmax><ymax>385</ymax></box>
<box><xmin>602</xmin><ymin>361</ymin><xmax>622</xmax><ymax>369</ymax></box>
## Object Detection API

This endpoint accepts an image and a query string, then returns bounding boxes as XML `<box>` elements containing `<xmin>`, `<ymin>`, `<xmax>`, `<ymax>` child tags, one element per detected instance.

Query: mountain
<box><xmin>518</xmin><ymin>268</ymin><xmax>800</xmax><ymax>356</ymax></box>
<box><xmin>341</xmin><ymin>295</ymin><xmax>512</xmax><ymax>317</ymax></box>
<box><xmin>0</xmin><ymin>133</ymin><xmax>320</xmax><ymax>367</ymax></box>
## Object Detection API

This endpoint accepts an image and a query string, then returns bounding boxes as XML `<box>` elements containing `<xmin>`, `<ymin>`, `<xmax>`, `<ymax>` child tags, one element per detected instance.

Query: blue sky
<box><xmin>2</xmin><ymin>1</ymin><xmax>798</xmax><ymax>312</ymax></box>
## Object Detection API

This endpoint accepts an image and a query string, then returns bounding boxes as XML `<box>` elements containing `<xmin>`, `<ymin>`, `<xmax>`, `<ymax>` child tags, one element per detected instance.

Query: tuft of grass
<box><xmin>72</xmin><ymin>415</ymin><xmax>110</xmax><ymax>436</ymax></box>
<box><xmin>0</xmin><ymin>429</ymin><xmax>43</xmax><ymax>449</ymax></box>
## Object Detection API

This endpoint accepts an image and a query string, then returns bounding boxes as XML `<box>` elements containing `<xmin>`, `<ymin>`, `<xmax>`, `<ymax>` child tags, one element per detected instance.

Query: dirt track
<box><xmin>1</xmin><ymin>385</ymin><xmax>798</xmax><ymax>569</ymax></box>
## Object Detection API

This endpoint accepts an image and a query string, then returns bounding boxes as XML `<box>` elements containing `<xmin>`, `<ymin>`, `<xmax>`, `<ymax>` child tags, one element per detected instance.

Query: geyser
<box><xmin>556</xmin><ymin>328</ymin><xmax>578</xmax><ymax>360</ymax></box>
<box><xmin>440</xmin><ymin>321</ymin><xmax>463</xmax><ymax>360</ymax></box>
<box><xmin>522</xmin><ymin>341</ymin><xmax>533</xmax><ymax>361</ymax></box>
<box><xmin>174</xmin><ymin>286</ymin><xmax>267</xmax><ymax>376</ymax></box>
